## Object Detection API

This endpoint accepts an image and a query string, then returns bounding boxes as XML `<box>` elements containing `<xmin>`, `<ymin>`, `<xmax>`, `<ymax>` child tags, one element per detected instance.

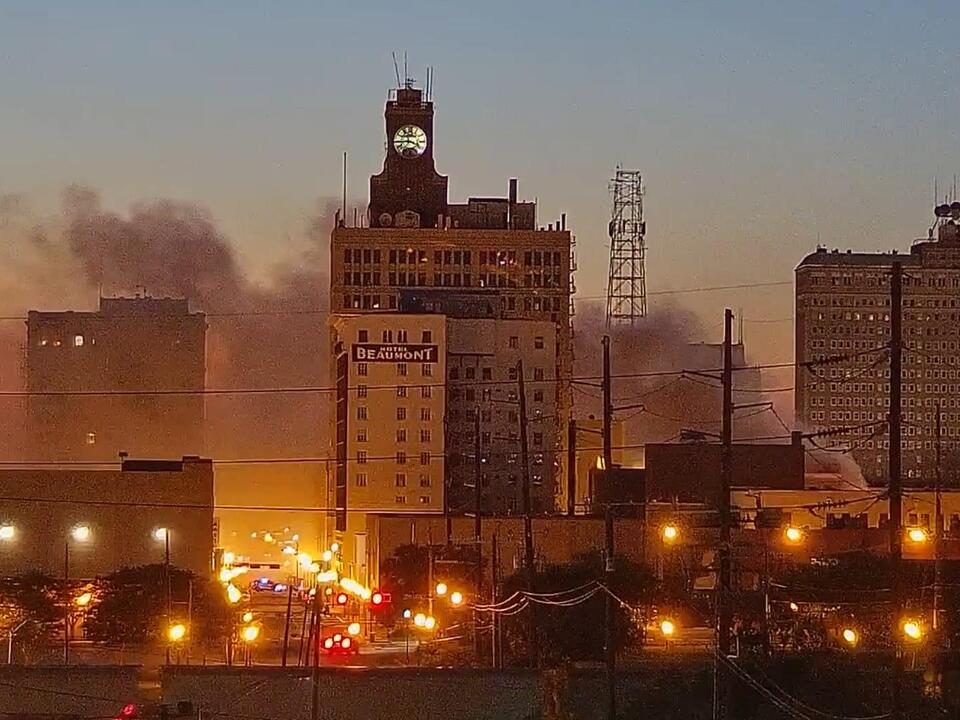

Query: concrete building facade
<box><xmin>26</xmin><ymin>296</ymin><xmax>206</xmax><ymax>462</ymax></box>
<box><xmin>329</xmin><ymin>313</ymin><xmax>447</xmax><ymax>583</ymax></box>
<box><xmin>0</xmin><ymin>457</ymin><xmax>214</xmax><ymax>577</ymax></box>
<box><xmin>795</xmin><ymin>213</ymin><xmax>960</xmax><ymax>485</ymax></box>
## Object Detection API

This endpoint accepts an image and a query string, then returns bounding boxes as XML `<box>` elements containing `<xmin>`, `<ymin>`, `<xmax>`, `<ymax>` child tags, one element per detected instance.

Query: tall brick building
<box><xmin>330</xmin><ymin>83</ymin><xmax>574</xmax><ymax>524</ymax></box>
<box><xmin>26</xmin><ymin>296</ymin><xmax>206</xmax><ymax>461</ymax></box>
<box><xmin>795</xmin><ymin>209</ymin><xmax>960</xmax><ymax>485</ymax></box>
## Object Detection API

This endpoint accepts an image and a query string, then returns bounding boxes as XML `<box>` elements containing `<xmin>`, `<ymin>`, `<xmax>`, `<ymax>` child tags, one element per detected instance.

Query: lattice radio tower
<box><xmin>605</xmin><ymin>168</ymin><xmax>647</xmax><ymax>326</ymax></box>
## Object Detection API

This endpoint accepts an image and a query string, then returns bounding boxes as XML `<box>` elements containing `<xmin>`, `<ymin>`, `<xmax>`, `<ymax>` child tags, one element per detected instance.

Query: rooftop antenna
<box><xmin>342</xmin><ymin>151</ymin><xmax>348</xmax><ymax>223</ymax></box>
<box><xmin>404</xmin><ymin>51</ymin><xmax>408</xmax><ymax>88</ymax></box>
<box><xmin>605</xmin><ymin>167</ymin><xmax>648</xmax><ymax>327</ymax></box>
<box><xmin>392</xmin><ymin>52</ymin><xmax>401</xmax><ymax>88</ymax></box>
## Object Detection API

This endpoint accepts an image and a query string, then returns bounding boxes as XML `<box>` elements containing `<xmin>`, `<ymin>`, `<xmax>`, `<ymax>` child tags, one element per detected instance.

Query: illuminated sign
<box><xmin>352</xmin><ymin>344</ymin><xmax>439</xmax><ymax>363</ymax></box>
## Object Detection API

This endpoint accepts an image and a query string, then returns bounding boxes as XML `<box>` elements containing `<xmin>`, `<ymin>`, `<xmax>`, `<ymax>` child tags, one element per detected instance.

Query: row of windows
<box><xmin>343</xmin><ymin>248</ymin><xmax>566</xmax><ymax>268</ymax></box>
<box><xmin>354</xmin><ymin>472</ymin><xmax>432</xmax><ymax>488</ymax></box>
<box><xmin>357</xmin><ymin>329</ymin><xmax>433</xmax><ymax>343</ymax></box>
<box><xmin>340</xmin><ymin>293</ymin><xmax>565</xmax><ymax>314</ymax></box>
<box><xmin>357</xmin><ymin>406</ymin><xmax>437</xmax><ymax>422</ymax></box>
<box><xmin>355</xmin><ymin>363</ymin><xmax>435</xmax><ymax>380</ymax></box>
<box><xmin>807</xmin><ymin>272</ymin><xmax>960</xmax><ymax>289</ymax></box>
<box><xmin>38</xmin><ymin>335</ymin><xmax>88</xmax><ymax>348</ymax></box>
<box><xmin>355</xmin><ymin>428</ymin><xmax>433</xmax><ymax>443</ymax></box>
<box><xmin>355</xmin><ymin>451</ymin><xmax>432</xmax><ymax>465</ymax></box>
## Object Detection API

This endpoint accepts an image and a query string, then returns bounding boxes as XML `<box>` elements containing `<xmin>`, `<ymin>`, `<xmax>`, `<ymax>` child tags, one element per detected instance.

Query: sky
<box><xmin>2</xmin><ymin>0</ymin><xmax>958</xmax><ymax>367</ymax></box>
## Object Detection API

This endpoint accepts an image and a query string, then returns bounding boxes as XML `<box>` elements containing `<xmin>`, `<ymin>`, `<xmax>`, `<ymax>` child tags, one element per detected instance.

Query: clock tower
<box><xmin>369</xmin><ymin>85</ymin><xmax>448</xmax><ymax>229</ymax></box>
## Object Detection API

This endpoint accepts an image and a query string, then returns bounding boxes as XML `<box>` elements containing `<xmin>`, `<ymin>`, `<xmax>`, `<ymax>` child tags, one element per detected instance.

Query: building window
<box><xmin>382</xmin><ymin>330</ymin><xmax>393</xmax><ymax>342</ymax></box>
<box><xmin>357</xmin><ymin>385</ymin><xmax>368</xmax><ymax>398</ymax></box>
<box><xmin>420</xmin><ymin>452</ymin><xmax>431</xmax><ymax>465</ymax></box>
<box><xmin>397</xmin><ymin>363</ymin><xmax>408</xmax><ymax>376</ymax></box>
<box><xmin>356</xmin><ymin>406</ymin><xmax>368</xmax><ymax>420</ymax></box>
<box><xmin>420</xmin><ymin>429</ymin><xmax>431</xmax><ymax>443</ymax></box>
<box><xmin>419</xmin><ymin>496</ymin><xmax>431</xmax><ymax>504</ymax></box>
<box><xmin>534</xmin><ymin>336</ymin><xmax>544</xmax><ymax>349</ymax></box>
<box><xmin>465</xmin><ymin>367</ymin><xmax>476</xmax><ymax>380</ymax></box>
<box><xmin>420</xmin><ymin>407</ymin><xmax>431</xmax><ymax>421</ymax></box>
<box><xmin>421</xmin><ymin>386</ymin><xmax>432</xmax><ymax>399</ymax></box>
<box><xmin>397</xmin><ymin>428</ymin><xmax>407</xmax><ymax>442</ymax></box>
<box><xmin>395</xmin><ymin>495</ymin><xmax>407</xmax><ymax>504</ymax></box>
<box><xmin>355</xmin><ymin>473</ymin><xmax>368</xmax><ymax>487</ymax></box>
<box><xmin>533</xmin><ymin>390</ymin><xmax>544</xmax><ymax>402</ymax></box>
<box><xmin>421</xmin><ymin>363</ymin><xmax>432</xmax><ymax>377</ymax></box>
<box><xmin>422</xmin><ymin>330</ymin><xmax>432</xmax><ymax>343</ymax></box>
<box><xmin>533</xmin><ymin>432</ymin><xmax>543</xmax><ymax>447</ymax></box>
<box><xmin>85</xmin><ymin>432</ymin><xmax>96</xmax><ymax>445</ymax></box>
<box><xmin>73</xmin><ymin>335</ymin><xmax>84</xmax><ymax>347</ymax></box>
<box><xmin>533</xmin><ymin>368</ymin><xmax>545</xmax><ymax>381</ymax></box>
<box><xmin>357</xmin><ymin>363</ymin><xmax>368</xmax><ymax>376</ymax></box>
<box><xmin>449</xmin><ymin>367</ymin><xmax>460</xmax><ymax>380</ymax></box>
<box><xmin>357</xmin><ymin>428</ymin><xmax>368</xmax><ymax>442</ymax></box>
<box><xmin>509</xmin><ymin>336</ymin><xmax>519</xmax><ymax>348</ymax></box>
<box><xmin>466</xmin><ymin>389</ymin><xmax>475</xmax><ymax>401</ymax></box>
<box><xmin>397</xmin><ymin>451</ymin><xmax>407</xmax><ymax>465</ymax></box>
<box><xmin>420</xmin><ymin>474</ymin><xmax>431</xmax><ymax>487</ymax></box>
<box><xmin>482</xmin><ymin>368</ymin><xmax>492</xmax><ymax>381</ymax></box>
<box><xmin>397</xmin><ymin>407</ymin><xmax>407</xmax><ymax>421</ymax></box>
<box><xmin>508</xmin><ymin>367</ymin><xmax>518</xmax><ymax>381</ymax></box>
<box><xmin>395</xmin><ymin>473</ymin><xmax>407</xmax><ymax>487</ymax></box>
<box><xmin>357</xmin><ymin>451</ymin><xmax>368</xmax><ymax>465</ymax></box>
<box><xmin>397</xmin><ymin>386</ymin><xmax>407</xmax><ymax>398</ymax></box>
<box><xmin>398</xmin><ymin>330</ymin><xmax>408</xmax><ymax>342</ymax></box>
<box><xmin>358</xmin><ymin>330</ymin><xmax>369</xmax><ymax>342</ymax></box>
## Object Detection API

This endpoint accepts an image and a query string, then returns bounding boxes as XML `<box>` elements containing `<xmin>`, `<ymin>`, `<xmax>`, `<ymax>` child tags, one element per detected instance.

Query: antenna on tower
<box><xmin>392</xmin><ymin>52</ymin><xmax>402</xmax><ymax>88</ymax></box>
<box><xmin>605</xmin><ymin>168</ymin><xmax>647</xmax><ymax>327</ymax></box>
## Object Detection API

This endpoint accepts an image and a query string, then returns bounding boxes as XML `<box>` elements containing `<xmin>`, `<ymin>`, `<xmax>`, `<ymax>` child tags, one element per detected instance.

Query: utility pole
<box><xmin>474</xmin><ymin>408</ymin><xmax>484</xmax><ymax>659</ymax></box>
<box><xmin>63</xmin><ymin>542</ymin><xmax>70</xmax><ymax>665</ymax></box>
<box><xmin>567</xmin><ymin>418</ymin><xmax>577</xmax><ymax>516</ymax></box>
<box><xmin>281</xmin><ymin>580</ymin><xmax>294</xmax><ymax>667</ymax></box>
<box><xmin>602</xmin><ymin>335</ymin><xmax>617</xmax><ymax>720</ymax></box>
<box><xmin>889</xmin><ymin>260</ymin><xmax>903</xmax><ymax>719</ymax></box>
<box><xmin>716</xmin><ymin>308</ymin><xmax>734</xmax><ymax>720</ymax></box>
<box><xmin>934</xmin><ymin>402</ymin><xmax>943</xmax><ymax>636</ymax></box>
<box><xmin>516</xmin><ymin>359</ymin><xmax>537</xmax><ymax>665</ymax></box>
<box><xmin>164</xmin><ymin>531</ymin><xmax>171</xmax><ymax>666</ymax></box>
<box><xmin>309</xmin><ymin>587</ymin><xmax>322</xmax><ymax>720</ymax></box>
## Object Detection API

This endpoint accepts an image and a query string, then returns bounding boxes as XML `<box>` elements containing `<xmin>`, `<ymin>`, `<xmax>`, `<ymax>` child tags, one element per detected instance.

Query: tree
<box><xmin>0</xmin><ymin>573</ymin><xmax>61</xmax><ymax>662</ymax></box>
<box><xmin>84</xmin><ymin>564</ymin><xmax>232</xmax><ymax>645</ymax></box>
<box><xmin>499</xmin><ymin>552</ymin><xmax>654</xmax><ymax>666</ymax></box>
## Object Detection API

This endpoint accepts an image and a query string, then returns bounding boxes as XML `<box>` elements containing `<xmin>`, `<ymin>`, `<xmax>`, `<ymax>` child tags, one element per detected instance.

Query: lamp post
<box><xmin>154</xmin><ymin>528</ymin><xmax>172</xmax><ymax>665</ymax></box>
<box><xmin>64</xmin><ymin>524</ymin><xmax>91</xmax><ymax>665</ymax></box>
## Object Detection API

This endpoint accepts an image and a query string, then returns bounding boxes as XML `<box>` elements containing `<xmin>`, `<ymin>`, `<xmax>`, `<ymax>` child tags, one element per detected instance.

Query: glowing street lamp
<box><xmin>347</xmin><ymin>622</ymin><xmax>361</xmax><ymax>636</ymax></box>
<box><xmin>661</xmin><ymin>524</ymin><xmax>679</xmax><ymax>544</ymax></box>
<box><xmin>435</xmin><ymin>582</ymin><xmax>448</xmax><ymax>597</ymax></box>
<box><xmin>902</xmin><ymin>620</ymin><xmax>923</xmax><ymax>642</ymax></box>
<box><xmin>783</xmin><ymin>526</ymin><xmax>803</xmax><ymax>545</ymax></box>
<box><xmin>413</xmin><ymin>613</ymin><xmax>427</xmax><ymax>628</ymax></box>
<box><xmin>841</xmin><ymin>627</ymin><xmax>859</xmax><ymax>646</ymax></box>
<box><xmin>152</xmin><ymin>527</ymin><xmax>168</xmax><ymax>542</ymax></box>
<box><xmin>424</xmin><ymin>616</ymin><xmax>437</xmax><ymax>631</ymax></box>
<box><xmin>322</xmin><ymin>550</ymin><xmax>333</xmax><ymax>562</ymax></box>
<box><xmin>74</xmin><ymin>592</ymin><xmax>92</xmax><ymax>608</ymax></box>
<box><xmin>241</xmin><ymin>625</ymin><xmax>260</xmax><ymax>643</ymax></box>
<box><xmin>660</xmin><ymin>619</ymin><xmax>676</xmax><ymax>637</ymax></box>
<box><xmin>789</xmin><ymin>602</ymin><xmax>799</xmax><ymax>612</ymax></box>
<box><xmin>906</xmin><ymin>528</ymin><xmax>928</xmax><ymax>544</ymax></box>
<box><xmin>450</xmin><ymin>591</ymin><xmax>464</xmax><ymax>606</ymax></box>
<box><xmin>167</xmin><ymin>623</ymin><xmax>187</xmax><ymax>643</ymax></box>
<box><xmin>0</xmin><ymin>525</ymin><xmax>15</xmax><ymax>541</ymax></box>
<box><xmin>226</xmin><ymin>584</ymin><xmax>242</xmax><ymax>604</ymax></box>
<box><xmin>242</xmin><ymin>611</ymin><xmax>254</xmax><ymax>623</ymax></box>
<box><xmin>71</xmin><ymin>525</ymin><xmax>91</xmax><ymax>543</ymax></box>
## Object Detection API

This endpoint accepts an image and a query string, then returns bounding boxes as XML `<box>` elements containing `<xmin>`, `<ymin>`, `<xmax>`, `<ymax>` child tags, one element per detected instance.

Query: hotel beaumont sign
<box><xmin>352</xmin><ymin>344</ymin><xmax>439</xmax><ymax>363</ymax></box>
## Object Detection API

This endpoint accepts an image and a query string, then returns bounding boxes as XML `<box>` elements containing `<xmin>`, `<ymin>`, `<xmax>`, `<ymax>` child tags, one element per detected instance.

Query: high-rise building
<box><xmin>26</xmin><ymin>296</ymin><xmax>206</xmax><ymax>461</ymax></box>
<box><xmin>795</xmin><ymin>210</ymin><xmax>960</xmax><ymax>485</ymax></box>
<box><xmin>330</xmin><ymin>83</ymin><xmax>574</xmax><ymax>516</ymax></box>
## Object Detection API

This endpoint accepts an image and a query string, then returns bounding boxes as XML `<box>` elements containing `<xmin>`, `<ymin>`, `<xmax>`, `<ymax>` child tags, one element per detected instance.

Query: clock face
<box><xmin>393</xmin><ymin>125</ymin><xmax>428</xmax><ymax>158</ymax></box>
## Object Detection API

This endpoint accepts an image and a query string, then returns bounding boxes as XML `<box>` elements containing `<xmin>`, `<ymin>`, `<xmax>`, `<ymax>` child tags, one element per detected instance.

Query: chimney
<box><xmin>791</xmin><ymin>431</ymin><xmax>802</xmax><ymax>448</ymax></box>
<box><xmin>508</xmin><ymin>178</ymin><xmax>518</xmax><ymax>205</ymax></box>
<box><xmin>561</xmin><ymin>213</ymin><xmax>566</xmax><ymax>231</ymax></box>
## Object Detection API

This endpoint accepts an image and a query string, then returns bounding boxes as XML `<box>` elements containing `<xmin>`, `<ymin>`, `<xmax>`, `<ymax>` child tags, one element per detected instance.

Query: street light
<box><xmin>841</xmin><ymin>627</ymin><xmax>859</xmax><ymax>646</ymax></box>
<box><xmin>71</xmin><ymin>525</ymin><xmax>91</xmax><ymax>543</ymax></box>
<box><xmin>424</xmin><ymin>616</ymin><xmax>437</xmax><ymax>631</ymax></box>
<box><xmin>167</xmin><ymin>623</ymin><xmax>187</xmax><ymax>642</ymax></box>
<box><xmin>435</xmin><ymin>582</ymin><xmax>448</xmax><ymax>597</ymax></box>
<box><xmin>789</xmin><ymin>602</ymin><xmax>799</xmax><ymax>612</ymax></box>
<box><xmin>413</xmin><ymin>613</ymin><xmax>427</xmax><ymax>628</ymax></box>
<box><xmin>783</xmin><ymin>526</ymin><xmax>803</xmax><ymax>545</ymax></box>
<box><xmin>75</xmin><ymin>592</ymin><xmax>92</xmax><ymax>608</ymax></box>
<box><xmin>450</xmin><ymin>591</ymin><xmax>464</xmax><ymax>606</ymax></box>
<box><xmin>660</xmin><ymin>619</ymin><xmax>676</xmax><ymax>637</ymax></box>
<box><xmin>903</xmin><ymin>620</ymin><xmax>923</xmax><ymax>642</ymax></box>
<box><xmin>322</xmin><ymin>550</ymin><xmax>333</xmax><ymax>562</ymax></box>
<box><xmin>0</xmin><ymin>525</ymin><xmax>14</xmax><ymax>541</ymax></box>
<box><xmin>226</xmin><ymin>584</ymin><xmax>242</xmax><ymax>604</ymax></box>
<box><xmin>152</xmin><ymin>527</ymin><xmax>168</xmax><ymax>542</ymax></box>
<box><xmin>241</xmin><ymin>625</ymin><xmax>260</xmax><ymax>643</ymax></box>
<box><xmin>906</xmin><ymin>528</ymin><xmax>928</xmax><ymax>544</ymax></box>
<box><xmin>347</xmin><ymin>622</ymin><xmax>361</xmax><ymax>636</ymax></box>
<box><xmin>661</xmin><ymin>524</ymin><xmax>679</xmax><ymax>544</ymax></box>
<box><xmin>242</xmin><ymin>611</ymin><xmax>254</xmax><ymax>623</ymax></box>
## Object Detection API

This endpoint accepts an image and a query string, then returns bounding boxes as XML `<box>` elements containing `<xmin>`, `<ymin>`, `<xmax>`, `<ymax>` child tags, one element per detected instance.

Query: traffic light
<box><xmin>335</xmin><ymin>592</ymin><xmax>349</xmax><ymax>605</ymax></box>
<box><xmin>370</xmin><ymin>589</ymin><xmax>391</xmax><ymax>608</ymax></box>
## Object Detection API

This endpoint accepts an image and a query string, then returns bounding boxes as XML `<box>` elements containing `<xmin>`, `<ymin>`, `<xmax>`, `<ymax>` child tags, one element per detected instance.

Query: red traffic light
<box><xmin>370</xmin><ymin>590</ymin><xmax>391</xmax><ymax>607</ymax></box>
<box><xmin>335</xmin><ymin>592</ymin><xmax>349</xmax><ymax>605</ymax></box>
<box><xmin>115</xmin><ymin>704</ymin><xmax>138</xmax><ymax>720</ymax></box>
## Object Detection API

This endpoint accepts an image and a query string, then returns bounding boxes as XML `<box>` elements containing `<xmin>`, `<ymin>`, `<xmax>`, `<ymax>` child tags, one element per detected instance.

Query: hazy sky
<box><xmin>2</xmin><ymin>1</ymin><xmax>958</xmax><ymax>365</ymax></box>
